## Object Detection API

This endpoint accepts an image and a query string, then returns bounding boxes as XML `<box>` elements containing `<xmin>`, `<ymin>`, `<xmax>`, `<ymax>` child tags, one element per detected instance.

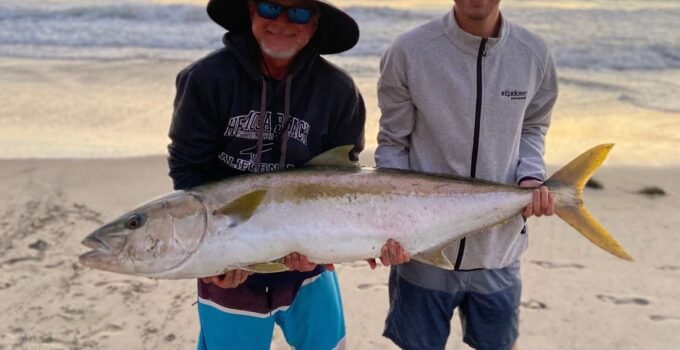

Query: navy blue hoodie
<box><xmin>167</xmin><ymin>32</ymin><xmax>365</xmax><ymax>312</ymax></box>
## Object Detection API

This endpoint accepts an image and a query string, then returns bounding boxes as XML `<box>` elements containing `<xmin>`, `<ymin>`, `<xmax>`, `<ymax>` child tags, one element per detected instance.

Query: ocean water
<box><xmin>0</xmin><ymin>0</ymin><xmax>679</xmax><ymax>161</ymax></box>
<box><xmin>2</xmin><ymin>0</ymin><xmax>678</xmax><ymax>72</ymax></box>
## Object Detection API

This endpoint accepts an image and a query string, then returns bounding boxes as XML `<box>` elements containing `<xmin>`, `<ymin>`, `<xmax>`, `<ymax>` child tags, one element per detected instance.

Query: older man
<box><xmin>167</xmin><ymin>1</ymin><xmax>365</xmax><ymax>349</ymax></box>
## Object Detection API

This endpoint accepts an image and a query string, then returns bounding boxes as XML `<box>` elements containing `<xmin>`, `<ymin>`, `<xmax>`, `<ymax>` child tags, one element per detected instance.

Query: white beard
<box><xmin>259</xmin><ymin>42</ymin><xmax>298</xmax><ymax>60</ymax></box>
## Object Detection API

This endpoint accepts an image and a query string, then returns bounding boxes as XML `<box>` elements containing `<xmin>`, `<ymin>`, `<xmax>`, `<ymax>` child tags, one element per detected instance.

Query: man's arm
<box><xmin>368</xmin><ymin>41</ymin><xmax>416</xmax><ymax>268</ymax></box>
<box><xmin>167</xmin><ymin>67</ymin><xmax>259</xmax><ymax>289</ymax></box>
<box><xmin>375</xmin><ymin>41</ymin><xmax>415</xmax><ymax>170</ymax></box>
<box><xmin>518</xmin><ymin>52</ymin><xmax>559</xmax><ymax>217</ymax></box>
<box><xmin>167</xmin><ymin>67</ymin><xmax>221</xmax><ymax>191</ymax></box>
<box><xmin>516</xmin><ymin>53</ymin><xmax>558</xmax><ymax>184</ymax></box>
<box><xmin>326</xmin><ymin>83</ymin><xmax>366</xmax><ymax>161</ymax></box>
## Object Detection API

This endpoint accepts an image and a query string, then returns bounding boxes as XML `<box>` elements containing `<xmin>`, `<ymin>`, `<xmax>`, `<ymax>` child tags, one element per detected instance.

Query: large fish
<box><xmin>79</xmin><ymin>144</ymin><xmax>632</xmax><ymax>279</ymax></box>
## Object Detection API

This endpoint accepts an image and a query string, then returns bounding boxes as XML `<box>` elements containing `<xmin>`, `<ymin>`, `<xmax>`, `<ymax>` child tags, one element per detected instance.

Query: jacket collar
<box><xmin>441</xmin><ymin>9</ymin><xmax>509</xmax><ymax>57</ymax></box>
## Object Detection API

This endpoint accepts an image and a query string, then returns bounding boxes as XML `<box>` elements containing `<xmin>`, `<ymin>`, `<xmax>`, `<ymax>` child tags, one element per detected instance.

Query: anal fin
<box><xmin>244</xmin><ymin>261</ymin><xmax>289</xmax><ymax>273</ymax></box>
<box><xmin>413</xmin><ymin>247</ymin><xmax>454</xmax><ymax>270</ymax></box>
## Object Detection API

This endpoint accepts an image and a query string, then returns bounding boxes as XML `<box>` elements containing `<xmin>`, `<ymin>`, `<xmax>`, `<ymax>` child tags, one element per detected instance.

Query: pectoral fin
<box><xmin>413</xmin><ymin>247</ymin><xmax>454</xmax><ymax>270</ymax></box>
<box><xmin>215</xmin><ymin>190</ymin><xmax>267</xmax><ymax>226</ymax></box>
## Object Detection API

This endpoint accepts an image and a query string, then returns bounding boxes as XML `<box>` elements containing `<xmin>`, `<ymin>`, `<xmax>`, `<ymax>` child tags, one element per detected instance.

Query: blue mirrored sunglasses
<box><xmin>255</xmin><ymin>1</ymin><xmax>316</xmax><ymax>25</ymax></box>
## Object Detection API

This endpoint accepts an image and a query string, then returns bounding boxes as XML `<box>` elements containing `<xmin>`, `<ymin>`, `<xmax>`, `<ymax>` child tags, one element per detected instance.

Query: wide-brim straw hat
<box><xmin>207</xmin><ymin>0</ymin><xmax>359</xmax><ymax>54</ymax></box>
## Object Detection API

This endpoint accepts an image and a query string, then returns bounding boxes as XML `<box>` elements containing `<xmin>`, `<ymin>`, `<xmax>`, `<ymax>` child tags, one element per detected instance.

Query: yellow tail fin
<box><xmin>545</xmin><ymin>144</ymin><xmax>633</xmax><ymax>261</ymax></box>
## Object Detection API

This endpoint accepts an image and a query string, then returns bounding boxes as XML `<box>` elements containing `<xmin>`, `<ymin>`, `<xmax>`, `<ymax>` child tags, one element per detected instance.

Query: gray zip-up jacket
<box><xmin>375</xmin><ymin>10</ymin><xmax>558</xmax><ymax>270</ymax></box>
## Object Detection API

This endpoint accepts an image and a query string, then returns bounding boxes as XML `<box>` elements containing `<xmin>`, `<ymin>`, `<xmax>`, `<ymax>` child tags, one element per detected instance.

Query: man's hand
<box><xmin>283</xmin><ymin>252</ymin><xmax>317</xmax><ymax>272</ymax></box>
<box><xmin>367</xmin><ymin>239</ymin><xmax>411</xmax><ymax>270</ymax></box>
<box><xmin>519</xmin><ymin>179</ymin><xmax>555</xmax><ymax>218</ymax></box>
<box><xmin>201</xmin><ymin>269</ymin><xmax>252</xmax><ymax>289</ymax></box>
<box><xmin>283</xmin><ymin>252</ymin><xmax>335</xmax><ymax>272</ymax></box>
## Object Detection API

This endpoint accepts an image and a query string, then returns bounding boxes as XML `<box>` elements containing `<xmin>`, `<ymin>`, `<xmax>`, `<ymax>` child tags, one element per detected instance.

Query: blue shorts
<box><xmin>383</xmin><ymin>261</ymin><xmax>521</xmax><ymax>350</ymax></box>
<box><xmin>197</xmin><ymin>270</ymin><xmax>346</xmax><ymax>350</ymax></box>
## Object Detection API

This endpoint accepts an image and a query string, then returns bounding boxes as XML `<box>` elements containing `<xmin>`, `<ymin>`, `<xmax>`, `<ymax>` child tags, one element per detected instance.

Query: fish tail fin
<box><xmin>544</xmin><ymin>144</ymin><xmax>633</xmax><ymax>261</ymax></box>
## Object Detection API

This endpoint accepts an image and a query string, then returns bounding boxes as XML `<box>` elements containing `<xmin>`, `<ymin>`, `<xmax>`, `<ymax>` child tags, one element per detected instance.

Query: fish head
<box><xmin>79</xmin><ymin>191</ymin><xmax>207</xmax><ymax>277</ymax></box>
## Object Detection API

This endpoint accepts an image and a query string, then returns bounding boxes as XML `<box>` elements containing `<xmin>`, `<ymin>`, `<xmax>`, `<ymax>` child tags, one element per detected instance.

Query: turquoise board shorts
<box><xmin>197</xmin><ymin>270</ymin><xmax>346</xmax><ymax>350</ymax></box>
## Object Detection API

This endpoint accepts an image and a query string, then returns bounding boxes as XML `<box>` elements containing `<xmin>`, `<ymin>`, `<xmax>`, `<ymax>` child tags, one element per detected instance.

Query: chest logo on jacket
<box><xmin>225</xmin><ymin>110</ymin><xmax>310</xmax><ymax>144</ymax></box>
<box><xmin>500</xmin><ymin>89</ymin><xmax>528</xmax><ymax>101</ymax></box>
<box><xmin>218</xmin><ymin>110</ymin><xmax>311</xmax><ymax>173</ymax></box>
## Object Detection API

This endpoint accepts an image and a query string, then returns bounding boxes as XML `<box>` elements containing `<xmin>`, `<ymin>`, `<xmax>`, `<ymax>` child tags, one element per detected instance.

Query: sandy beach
<box><xmin>1</xmin><ymin>153</ymin><xmax>679</xmax><ymax>349</ymax></box>
<box><xmin>1</xmin><ymin>1</ymin><xmax>679</xmax><ymax>346</ymax></box>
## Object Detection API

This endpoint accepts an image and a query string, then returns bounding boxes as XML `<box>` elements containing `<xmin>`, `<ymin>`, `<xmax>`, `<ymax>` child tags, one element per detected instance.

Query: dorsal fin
<box><xmin>215</xmin><ymin>190</ymin><xmax>267</xmax><ymax>225</ymax></box>
<box><xmin>304</xmin><ymin>145</ymin><xmax>359</xmax><ymax>168</ymax></box>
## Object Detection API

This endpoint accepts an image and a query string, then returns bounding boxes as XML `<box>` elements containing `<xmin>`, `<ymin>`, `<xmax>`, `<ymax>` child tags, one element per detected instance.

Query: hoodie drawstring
<box><xmin>277</xmin><ymin>75</ymin><xmax>293</xmax><ymax>169</ymax></box>
<box><xmin>254</xmin><ymin>77</ymin><xmax>268</xmax><ymax>173</ymax></box>
<box><xmin>253</xmin><ymin>75</ymin><xmax>293</xmax><ymax>173</ymax></box>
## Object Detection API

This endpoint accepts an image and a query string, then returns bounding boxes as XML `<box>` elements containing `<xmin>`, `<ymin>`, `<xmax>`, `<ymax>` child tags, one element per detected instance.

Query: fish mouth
<box><xmin>78</xmin><ymin>249</ymin><xmax>104</xmax><ymax>263</ymax></box>
<box><xmin>78</xmin><ymin>242</ymin><xmax>108</xmax><ymax>268</ymax></box>
<box><xmin>81</xmin><ymin>234</ymin><xmax>113</xmax><ymax>254</ymax></box>
<box><xmin>80</xmin><ymin>224</ymin><xmax>129</xmax><ymax>256</ymax></box>
<box><xmin>79</xmin><ymin>229</ymin><xmax>118</xmax><ymax>269</ymax></box>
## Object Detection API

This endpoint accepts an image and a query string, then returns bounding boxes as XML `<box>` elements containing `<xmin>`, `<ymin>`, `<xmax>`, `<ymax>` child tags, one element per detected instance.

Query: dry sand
<box><xmin>1</xmin><ymin>155</ymin><xmax>679</xmax><ymax>350</ymax></box>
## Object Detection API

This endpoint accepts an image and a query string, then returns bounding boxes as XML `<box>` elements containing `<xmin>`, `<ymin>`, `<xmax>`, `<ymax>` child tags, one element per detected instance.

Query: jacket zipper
<box><xmin>454</xmin><ymin>38</ymin><xmax>488</xmax><ymax>271</ymax></box>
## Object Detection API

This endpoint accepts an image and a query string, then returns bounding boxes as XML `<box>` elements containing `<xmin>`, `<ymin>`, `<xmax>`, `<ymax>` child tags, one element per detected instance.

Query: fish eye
<box><xmin>125</xmin><ymin>214</ymin><xmax>144</xmax><ymax>230</ymax></box>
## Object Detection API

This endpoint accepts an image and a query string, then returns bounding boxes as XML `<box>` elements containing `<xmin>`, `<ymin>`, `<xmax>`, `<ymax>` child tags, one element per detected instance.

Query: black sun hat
<box><xmin>207</xmin><ymin>0</ymin><xmax>359</xmax><ymax>55</ymax></box>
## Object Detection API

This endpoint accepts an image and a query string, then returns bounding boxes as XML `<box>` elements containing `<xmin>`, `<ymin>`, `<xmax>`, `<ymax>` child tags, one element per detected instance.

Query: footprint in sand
<box><xmin>650</xmin><ymin>315</ymin><xmax>680</xmax><ymax>322</ymax></box>
<box><xmin>86</xmin><ymin>324</ymin><xmax>124</xmax><ymax>340</ymax></box>
<box><xmin>357</xmin><ymin>283</ymin><xmax>388</xmax><ymax>291</ymax></box>
<box><xmin>520</xmin><ymin>299</ymin><xmax>548</xmax><ymax>310</ymax></box>
<box><xmin>72</xmin><ymin>203</ymin><xmax>104</xmax><ymax>224</ymax></box>
<box><xmin>343</xmin><ymin>261</ymin><xmax>369</xmax><ymax>269</ymax></box>
<box><xmin>0</xmin><ymin>281</ymin><xmax>13</xmax><ymax>290</ymax></box>
<box><xmin>45</xmin><ymin>261</ymin><xmax>66</xmax><ymax>269</ymax></box>
<box><xmin>143</xmin><ymin>327</ymin><xmax>160</xmax><ymax>337</ymax></box>
<box><xmin>657</xmin><ymin>265</ymin><xmax>680</xmax><ymax>272</ymax></box>
<box><xmin>94</xmin><ymin>279</ymin><xmax>158</xmax><ymax>297</ymax></box>
<box><xmin>28</xmin><ymin>239</ymin><xmax>49</xmax><ymax>251</ymax></box>
<box><xmin>0</xmin><ymin>256</ymin><xmax>42</xmax><ymax>267</ymax></box>
<box><xmin>530</xmin><ymin>260</ymin><xmax>585</xmax><ymax>269</ymax></box>
<box><xmin>596</xmin><ymin>294</ymin><xmax>650</xmax><ymax>306</ymax></box>
<box><xmin>61</xmin><ymin>306</ymin><xmax>85</xmax><ymax>317</ymax></box>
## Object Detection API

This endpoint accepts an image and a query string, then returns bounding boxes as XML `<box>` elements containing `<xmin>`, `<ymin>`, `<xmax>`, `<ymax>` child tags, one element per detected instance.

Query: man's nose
<box><xmin>273</xmin><ymin>11</ymin><xmax>290</xmax><ymax>24</ymax></box>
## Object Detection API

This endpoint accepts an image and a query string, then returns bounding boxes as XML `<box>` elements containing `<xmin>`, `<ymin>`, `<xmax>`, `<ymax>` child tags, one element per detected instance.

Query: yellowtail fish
<box><xmin>79</xmin><ymin>144</ymin><xmax>632</xmax><ymax>279</ymax></box>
